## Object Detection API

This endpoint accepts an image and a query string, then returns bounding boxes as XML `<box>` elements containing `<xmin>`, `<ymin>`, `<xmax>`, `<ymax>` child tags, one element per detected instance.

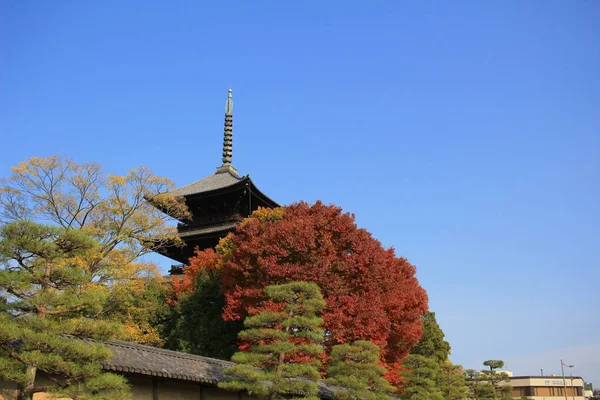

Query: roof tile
<box><xmin>103</xmin><ymin>340</ymin><xmax>233</xmax><ymax>384</ymax></box>
<box><xmin>101</xmin><ymin>340</ymin><xmax>336</xmax><ymax>397</ymax></box>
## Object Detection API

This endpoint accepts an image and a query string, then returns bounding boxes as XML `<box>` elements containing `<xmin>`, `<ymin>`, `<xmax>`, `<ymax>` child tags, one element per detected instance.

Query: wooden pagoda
<box><xmin>157</xmin><ymin>89</ymin><xmax>278</xmax><ymax>273</ymax></box>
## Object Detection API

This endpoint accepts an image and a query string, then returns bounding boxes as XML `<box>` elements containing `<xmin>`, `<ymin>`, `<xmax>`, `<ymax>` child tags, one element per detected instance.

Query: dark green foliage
<box><xmin>400</xmin><ymin>354</ymin><xmax>444</xmax><ymax>400</ymax></box>
<box><xmin>476</xmin><ymin>382</ymin><xmax>497</xmax><ymax>400</ymax></box>
<box><xmin>465</xmin><ymin>369</ymin><xmax>495</xmax><ymax>400</ymax></box>
<box><xmin>483</xmin><ymin>360</ymin><xmax>504</xmax><ymax>371</ymax></box>
<box><xmin>163</xmin><ymin>268</ymin><xmax>241</xmax><ymax>359</ymax></box>
<box><xmin>411</xmin><ymin>312</ymin><xmax>451</xmax><ymax>363</ymax></box>
<box><xmin>0</xmin><ymin>221</ymin><xmax>129</xmax><ymax>399</ymax></box>
<box><xmin>465</xmin><ymin>369</ymin><xmax>480</xmax><ymax>398</ymax></box>
<box><xmin>480</xmin><ymin>360</ymin><xmax>511</xmax><ymax>399</ymax></box>
<box><xmin>327</xmin><ymin>340</ymin><xmax>395</xmax><ymax>400</ymax></box>
<box><xmin>219</xmin><ymin>281</ymin><xmax>325</xmax><ymax>400</ymax></box>
<box><xmin>408</xmin><ymin>311</ymin><xmax>468</xmax><ymax>399</ymax></box>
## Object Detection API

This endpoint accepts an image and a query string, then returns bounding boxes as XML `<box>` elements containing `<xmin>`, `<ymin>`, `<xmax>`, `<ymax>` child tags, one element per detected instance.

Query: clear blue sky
<box><xmin>2</xmin><ymin>0</ymin><xmax>599</xmax><ymax>385</ymax></box>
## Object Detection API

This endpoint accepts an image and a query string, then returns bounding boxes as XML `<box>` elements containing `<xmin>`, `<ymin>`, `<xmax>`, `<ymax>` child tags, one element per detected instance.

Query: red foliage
<box><xmin>169</xmin><ymin>248</ymin><xmax>219</xmax><ymax>305</ymax></box>
<box><xmin>187</xmin><ymin>201</ymin><xmax>428</xmax><ymax>384</ymax></box>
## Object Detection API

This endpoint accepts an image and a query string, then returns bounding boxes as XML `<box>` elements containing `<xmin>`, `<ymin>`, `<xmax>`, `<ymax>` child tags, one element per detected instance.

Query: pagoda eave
<box><xmin>158</xmin><ymin>224</ymin><xmax>238</xmax><ymax>264</ymax></box>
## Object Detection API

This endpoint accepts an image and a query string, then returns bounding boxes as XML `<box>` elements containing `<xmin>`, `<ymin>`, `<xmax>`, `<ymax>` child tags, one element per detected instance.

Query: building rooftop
<box><xmin>510</xmin><ymin>375</ymin><xmax>584</xmax><ymax>380</ymax></box>
<box><xmin>102</xmin><ymin>340</ymin><xmax>335</xmax><ymax>397</ymax></box>
<box><xmin>103</xmin><ymin>340</ymin><xmax>232</xmax><ymax>384</ymax></box>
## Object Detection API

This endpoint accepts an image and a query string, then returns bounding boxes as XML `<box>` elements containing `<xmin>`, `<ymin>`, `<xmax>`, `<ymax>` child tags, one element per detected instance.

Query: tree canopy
<box><xmin>400</xmin><ymin>354</ymin><xmax>444</xmax><ymax>400</ymax></box>
<box><xmin>0</xmin><ymin>221</ymin><xmax>129</xmax><ymax>399</ymax></box>
<box><xmin>164</xmin><ymin>264</ymin><xmax>242</xmax><ymax>359</ymax></box>
<box><xmin>479</xmin><ymin>360</ymin><xmax>512</xmax><ymax>399</ymax></box>
<box><xmin>410</xmin><ymin>312</ymin><xmax>450</xmax><ymax>363</ymax></box>
<box><xmin>0</xmin><ymin>155</ymin><xmax>189</xmax><ymax>342</ymax></box>
<box><xmin>465</xmin><ymin>360</ymin><xmax>512</xmax><ymax>400</ymax></box>
<box><xmin>403</xmin><ymin>311</ymin><xmax>468</xmax><ymax>399</ymax></box>
<box><xmin>174</xmin><ymin>202</ymin><xmax>428</xmax><ymax>385</ymax></box>
<box><xmin>0</xmin><ymin>156</ymin><xmax>189</xmax><ymax>398</ymax></box>
<box><xmin>438</xmin><ymin>360</ymin><xmax>469</xmax><ymax>400</ymax></box>
<box><xmin>482</xmin><ymin>360</ymin><xmax>504</xmax><ymax>371</ymax></box>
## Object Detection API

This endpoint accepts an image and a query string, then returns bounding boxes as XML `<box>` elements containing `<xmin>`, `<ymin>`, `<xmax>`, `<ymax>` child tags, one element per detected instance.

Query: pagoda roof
<box><xmin>171</xmin><ymin>169</ymin><xmax>245</xmax><ymax>197</ymax></box>
<box><xmin>170</xmin><ymin>167</ymin><xmax>279</xmax><ymax>209</ymax></box>
<box><xmin>178</xmin><ymin>222</ymin><xmax>238</xmax><ymax>238</ymax></box>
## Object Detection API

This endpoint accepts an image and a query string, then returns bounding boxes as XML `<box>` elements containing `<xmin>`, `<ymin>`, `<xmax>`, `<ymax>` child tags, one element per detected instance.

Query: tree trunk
<box><xmin>17</xmin><ymin>366</ymin><xmax>36</xmax><ymax>400</ymax></box>
<box><xmin>269</xmin><ymin>310</ymin><xmax>294</xmax><ymax>400</ymax></box>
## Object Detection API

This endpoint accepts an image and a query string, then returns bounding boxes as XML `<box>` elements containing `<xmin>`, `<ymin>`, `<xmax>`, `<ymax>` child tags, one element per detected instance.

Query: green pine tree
<box><xmin>465</xmin><ymin>361</ymin><xmax>513</xmax><ymax>400</ymax></box>
<box><xmin>0</xmin><ymin>155</ymin><xmax>190</xmax><ymax>345</ymax></box>
<box><xmin>465</xmin><ymin>369</ymin><xmax>484</xmax><ymax>399</ymax></box>
<box><xmin>326</xmin><ymin>340</ymin><xmax>395</xmax><ymax>400</ymax></box>
<box><xmin>480</xmin><ymin>360</ymin><xmax>511</xmax><ymax>399</ymax></box>
<box><xmin>219</xmin><ymin>281</ymin><xmax>325</xmax><ymax>400</ymax></box>
<box><xmin>410</xmin><ymin>311</ymin><xmax>468</xmax><ymax>399</ymax></box>
<box><xmin>0</xmin><ymin>221</ymin><xmax>129</xmax><ymax>400</ymax></box>
<box><xmin>439</xmin><ymin>360</ymin><xmax>469</xmax><ymax>400</ymax></box>
<box><xmin>411</xmin><ymin>312</ymin><xmax>451</xmax><ymax>363</ymax></box>
<box><xmin>400</xmin><ymin>354</ymin><xmax>444</xmax><ymax>400</ymax></box>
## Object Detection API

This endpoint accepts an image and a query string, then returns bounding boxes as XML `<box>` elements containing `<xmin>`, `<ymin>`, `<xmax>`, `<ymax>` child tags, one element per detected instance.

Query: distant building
<box><xmin>508</xmin><ymin>375</ymin><xmax>584</xmax><ymax>399</ymax></box>
<box><xmin>583</xmin><ymin>382</ymin><xmax>594</xmax><ymax>399</ymax></box>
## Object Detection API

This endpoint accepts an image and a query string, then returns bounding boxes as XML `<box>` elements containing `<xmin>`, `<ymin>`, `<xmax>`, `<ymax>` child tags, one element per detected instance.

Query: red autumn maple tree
<box><xmin>178</xmin><ymin>201</ymin><xmax>428</xmax><ymax>385</ymax></box>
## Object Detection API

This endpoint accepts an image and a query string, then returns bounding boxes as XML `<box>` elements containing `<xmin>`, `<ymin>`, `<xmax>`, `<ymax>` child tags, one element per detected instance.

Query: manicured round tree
<box><xmin>327</xmin><ymin>340</ymin><xmax>395</xmax><ymax>400</ymax></box>
<box><xmin>219</xmin><ymin>281</ymin><xmax>325</xmax><ymax>400</ymax></box>
<box><xmin>400</xmin><ymin>354</ymin><xmax>444</xmax><ymax>400</ymax></box>
<box><xmin>186</xmin><ymin>201</ymin><xmax>429</xmax><ymax>385</ymax></box>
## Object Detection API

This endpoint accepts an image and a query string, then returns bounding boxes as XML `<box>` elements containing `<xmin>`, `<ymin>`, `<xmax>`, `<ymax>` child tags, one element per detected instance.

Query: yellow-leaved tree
<box><xmin>0</xmin><ymin>155</ymin><xmax>189</xmax><ymax>344</ymax></box>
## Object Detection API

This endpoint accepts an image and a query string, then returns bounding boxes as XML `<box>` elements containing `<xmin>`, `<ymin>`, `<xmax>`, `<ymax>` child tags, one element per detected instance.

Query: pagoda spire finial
<box><xmin>216</xmin><ymin>88</ymin><xmax>238</xmax><ymax>175</ymax></box>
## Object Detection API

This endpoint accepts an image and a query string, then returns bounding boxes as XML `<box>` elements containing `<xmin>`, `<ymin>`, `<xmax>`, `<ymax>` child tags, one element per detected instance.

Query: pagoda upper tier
<box><xmin>160</xmin><ymin>166</ymin><xmax>278</xmax><ymax>264</ymax></box>
<box><xmin>156</xmin><ymin>89</ymin><xmax>278</xmax><ymax>266</ymax></box>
